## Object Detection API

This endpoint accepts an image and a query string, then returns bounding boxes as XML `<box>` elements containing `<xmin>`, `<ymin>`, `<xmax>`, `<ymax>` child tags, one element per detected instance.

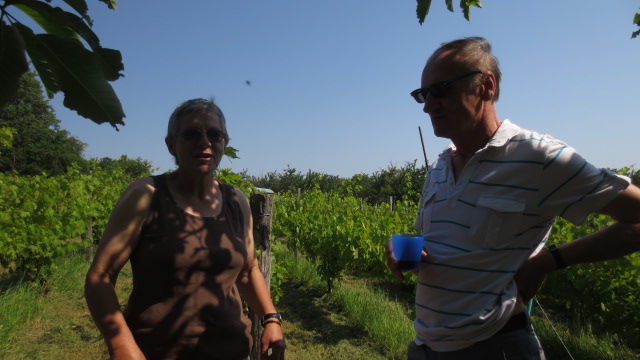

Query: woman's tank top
<box><xmin>124</xmin><ymin>174</ymin><xmax>253</xmax><ymax>360</ymax></box>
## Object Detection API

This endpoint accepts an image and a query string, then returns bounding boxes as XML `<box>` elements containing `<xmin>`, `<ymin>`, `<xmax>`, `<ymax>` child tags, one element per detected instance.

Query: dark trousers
<box><xmin>407</xmin><ymin>313</ymin><xmax>546</xmax><ymax>360</ymax></box>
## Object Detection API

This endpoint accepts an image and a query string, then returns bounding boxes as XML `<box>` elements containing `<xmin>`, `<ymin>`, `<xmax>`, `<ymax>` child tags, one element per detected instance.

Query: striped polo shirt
<box><xmin>413</xmin><ymin>120</ymin><xmax>630</xmax><ymax>351</ymax></box>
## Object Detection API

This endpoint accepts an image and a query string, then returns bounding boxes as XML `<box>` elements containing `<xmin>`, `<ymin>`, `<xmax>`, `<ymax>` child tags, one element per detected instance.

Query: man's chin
<box><xmin>432</xmin><ymin>127</ymin><xmax>450</xmax><ymax>139</ymax></box>
<box><xmin>430</xmin><ymin>119</ymin><xmax>448</xmax><ymax>138</ymax></box>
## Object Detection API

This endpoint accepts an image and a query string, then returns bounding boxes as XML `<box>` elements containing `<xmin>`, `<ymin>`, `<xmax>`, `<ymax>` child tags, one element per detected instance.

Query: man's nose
<box><xmin>423</xmin><ymin>99</ymin><xmax>433</xmax><ymax>114</ymax></box>
<box><xmin>423</xmin><ymin>94</ymin><xmax>440</xmax><ymax>114</ymax></box>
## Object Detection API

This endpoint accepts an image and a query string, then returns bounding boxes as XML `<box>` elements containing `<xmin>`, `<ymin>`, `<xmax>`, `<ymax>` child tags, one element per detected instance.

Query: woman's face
<box><xmin>166</xmin><ymin>111</ymin><xmax>226</xmax><ymax>174</ymax></box>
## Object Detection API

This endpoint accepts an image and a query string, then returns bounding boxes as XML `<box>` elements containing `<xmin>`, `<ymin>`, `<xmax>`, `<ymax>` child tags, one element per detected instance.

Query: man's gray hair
<box><xmin>428</xmin><ymin>36</ymin><xmax>502</xmax><ymax>101</ymax></box>
<box><xmin>166</xmin><ymin>97</ymin><xmax>230</xmax><ymax>144</ymax></box>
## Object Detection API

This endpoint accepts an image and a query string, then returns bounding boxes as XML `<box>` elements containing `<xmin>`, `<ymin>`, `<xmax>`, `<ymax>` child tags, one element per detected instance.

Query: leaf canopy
<box><xmin>0</xmin><ymin>0</ymin><xmax>124</xmax><ymax>128</ymax></box>
<box><xmin>37</xmin><ymin>33</ymin><xmax>124</xmax><ymax>126</ymax></box>
<box><xmin>417</xmin><ymin>1</ymin><xmax>636</xmax><ymax>41</ymax></box>
<box><xmin>416</xmin><ymin>0</ymin><xmax>482</xmax><ymax>24</ymax></box>
<box><xmin>0</xmin><ymin>22</ymin><xmax>30</xmax><ymax>109</ymax></box>
<box><xmin>14</xmin><ymin>0</ymin><xmax>79</xmax><ymax>39</ymax></box>
<box><xmin>61</xmin><ymin>0</ymin><xmax>91</xmax><ymax>24</ymax></box>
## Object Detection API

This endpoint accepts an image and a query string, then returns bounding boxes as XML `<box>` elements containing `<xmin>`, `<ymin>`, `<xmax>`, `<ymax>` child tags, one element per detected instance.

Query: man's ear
<box><xmin>481</xmin><ymin>72</ymin><xmax>497</xmax><ymax>101</ymax></box>
<box><xmin>165</xmin><ymin>136</ymin><xmax>176</xmax><ymax>156</ymax></box>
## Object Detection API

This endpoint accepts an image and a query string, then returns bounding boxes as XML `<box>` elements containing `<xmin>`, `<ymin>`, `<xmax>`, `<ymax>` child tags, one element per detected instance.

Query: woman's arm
<box><xmin>84</xmin><ymin>178</ymin><xmax>155</xmax><ymax>360</ymax></box>
<box><xmin>234</xmin><ymin>190</ymin><xmax>286</xmax><ymax>359</ymax></box>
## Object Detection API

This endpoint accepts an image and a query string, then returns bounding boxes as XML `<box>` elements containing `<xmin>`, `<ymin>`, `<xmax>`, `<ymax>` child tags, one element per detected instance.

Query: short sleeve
<box><xmin>538</xmin><ymin>143</ymin><xmax>630</xmax><ymax>225</ymax></box>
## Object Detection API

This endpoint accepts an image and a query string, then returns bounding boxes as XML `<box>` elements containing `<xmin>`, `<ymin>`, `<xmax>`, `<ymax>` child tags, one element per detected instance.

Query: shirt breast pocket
<box><xmin>469</xmin><ymin>196</ymin><xmax>525</xmax><ymax>248</ymax></box>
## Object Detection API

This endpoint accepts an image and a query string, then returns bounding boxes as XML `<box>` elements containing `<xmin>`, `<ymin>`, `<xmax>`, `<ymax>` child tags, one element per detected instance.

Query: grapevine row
<box><xmin>272</xmin><ymin>190</ymin><xmax>418</xmax><ymax>290</ymax></box>
<box><xmin>272</xmin><ymin>190</ymin><xmax>640</xmax><ymax>346</ymax></box>
<box><xmin>0</xmin><ymin>164</ymin><xmax>130</xmax><ymax>279</ymax></box>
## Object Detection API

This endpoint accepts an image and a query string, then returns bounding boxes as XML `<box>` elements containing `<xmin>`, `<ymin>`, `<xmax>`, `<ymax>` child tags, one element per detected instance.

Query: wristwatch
<box><xmin>547</xmin><ymin>244</ymin><xmax>567</xmax><ymax>270</ymax></box>
<box><xmin>261</xmin><ymin>313</ymin><xmax>283</xmax><ymax>327</ymax></box>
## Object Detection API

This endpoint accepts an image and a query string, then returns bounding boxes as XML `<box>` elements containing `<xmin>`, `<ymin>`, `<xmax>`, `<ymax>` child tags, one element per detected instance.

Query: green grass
<box><xmin>0</xmin><ymin>279</ymin><xmax>44</xmax><ymax>353</ymax></box>
<box><xmin>277</xmin><ymin>246</ymin><xmax>413</xmax><ymax>359</ymax></box>
<box><xmin>0</xmin><ymin>253</ymin><xmax>129</xmax><ymax>360</ymax></box>
<box><xmin>532</xmin><ymin>310</ymin><xmax>638</xmax><ymax>360</ymax></box>
<box><xmin>276</xmin><ymin>280</ymin><xmax>389</xmax><ymax>360</ymax></box>
<box><xmin>1</xmin><ymin>247</ymin><xmax>638</xmax><ymax>360</ymax></box>
<box><xmin>276</xmin><ymin>243</ymin><xmax>639</xmax><ymax>360</ymax></box>
<box><xmin>275</xmin><ymin>247</ymin><xmax>390</xmax><ymax>359</ymax></box>
<box><xmin>331</xmin><ymin>280</ymin><xmax>415</xmax><ymax>359</ymax></box>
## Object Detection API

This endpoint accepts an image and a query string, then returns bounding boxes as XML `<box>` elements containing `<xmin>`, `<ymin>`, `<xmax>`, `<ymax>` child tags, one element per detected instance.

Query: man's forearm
<box><xmin>558</xmin><ymin>221</ymin><xmax>640</xmax><ymax>266</ymax></box>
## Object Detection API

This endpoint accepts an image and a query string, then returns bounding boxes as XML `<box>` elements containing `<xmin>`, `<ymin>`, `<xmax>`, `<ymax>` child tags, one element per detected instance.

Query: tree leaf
<box><xmin>60</xmin><ymin>14</ymin><xmax>125</xmax><ymax>81</ymax></box>
<box><xmin>14</xmin><ymin>1</ymin><xmax>104</xmax><ymax>50</ymax></box>
<box><xmin>13</xmin><ymin>0</ymin><xmax>79</xmax><ymax>39</ymax></box>
<box><xmin>96</xmin><ymin>0</ymin><xmax>117</xmax><ymax>11</ymax></box>
<box><xmin>461</xmin><ymin>1</ymin><xmax>470</xmax><ymax>21</ymax></box>
<box><xmin>14</xmin><ymin>22</ymin><xmax>60</xmax><ymax>97</ymax></box>
<box><xmin>466</xmin><ymin>0</ymin><xmax>483</xmax><ymax>8</ymax></box>
<box><xmin>61</xmin><ymin>0</ymin><xmax>92</xmax><ymax>25</ymax></box>
<box><xmin>12</xmin><ymin>1</ymin><xmax>124</xmax><ymax>82</ymax></box>
<box><xmin>94</xmin><ymin>47</ymin><xmax>123</xmax><ymax>81</ymax></box>
<box><xmin>445</xmin><ymin>0</ymin><xmax>453</xmax><ymax>12</ymax></box>
<box><xmin>416</xmin><ymin>0</ymin><xmax>433</xmax><ymax>25</ymax></box>
<box><xmin>460</xmin><ymin>0</ymin><xmax>482</xmax><ymax>21</ymax></box>
<box><xmin>0</xmin><ymin>22</ymin><xmax>30</xmax><ymax>110</ymax></box>
<box><xmin>25</xmin><ymin>33</ymin><xmax>125</xmax><ymax>127</ymax></box>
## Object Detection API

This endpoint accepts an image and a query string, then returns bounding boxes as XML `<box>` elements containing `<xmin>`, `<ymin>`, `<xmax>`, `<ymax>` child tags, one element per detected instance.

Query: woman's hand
<box><xmin>110</xmin><ymin>345</ymin><xmax>146</xmax><ymax>360</ymax></box>
<box><xmin>260</xmin><ymin>323</ymin><xmax>286</xmax><ymax>359</ymax></box>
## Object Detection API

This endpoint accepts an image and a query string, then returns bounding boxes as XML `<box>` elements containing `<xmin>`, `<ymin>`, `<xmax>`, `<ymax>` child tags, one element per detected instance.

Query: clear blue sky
<box><xmin>44</xmin><ymin>0</ymin><xmax>639</xmax><ymax>178</ymax></box>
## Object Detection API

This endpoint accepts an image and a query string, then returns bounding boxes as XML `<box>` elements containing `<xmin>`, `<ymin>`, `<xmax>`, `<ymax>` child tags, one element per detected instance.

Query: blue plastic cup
<box><xmin>392</xmin><ymin>234</ymin><xmax>424</xmax><ymax>271</ymax></box>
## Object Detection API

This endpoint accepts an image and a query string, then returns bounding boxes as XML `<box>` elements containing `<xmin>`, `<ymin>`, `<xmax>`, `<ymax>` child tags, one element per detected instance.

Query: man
<box><xmin>385</xmin><ymin>36</ymin><xmax>640</xmax><ymax>359</ymax></box>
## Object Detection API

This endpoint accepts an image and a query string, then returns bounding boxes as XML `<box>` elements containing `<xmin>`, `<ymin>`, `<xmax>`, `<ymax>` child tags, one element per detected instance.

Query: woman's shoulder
<box><xmin>219</xmin><ymin>182</ymin><xmax>250</xmax><ymax>214</ymax></box>
<box><xmin>120</xmin><ymin>176</ymin><xmax>157</xmax><ymax>201</ymax></box>
<box><xmin>130</xmin><ymin>176</ymin><xmax>157</xmax><ymax>190</ymax></box>
<box><xmin>218</xmin><ymin>181</ymin><xmax>246</xmax><ymax>199</ymax></box>
<box><xmin>107</xmin><ymin>176</ymin><xmax>158</xmax><ymax>219</ymax></box>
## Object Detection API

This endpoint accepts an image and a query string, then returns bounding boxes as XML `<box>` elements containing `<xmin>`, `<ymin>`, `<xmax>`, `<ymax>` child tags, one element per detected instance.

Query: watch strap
<box><xmin>261</xmin><ymin>313</ymin><xmax>282</xmax><ymax>327</ymax></box>
<box><xmin>547</xmin><ymin>244</ymin><xmax>567</xmax><ymax>270</ymax></box>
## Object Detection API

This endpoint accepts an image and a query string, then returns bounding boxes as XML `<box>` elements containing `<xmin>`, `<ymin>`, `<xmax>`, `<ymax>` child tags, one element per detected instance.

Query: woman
<box><xmin>85</xmin><ymin>98</ymin><xmax>285</xmax><ymax>360</ymax></box>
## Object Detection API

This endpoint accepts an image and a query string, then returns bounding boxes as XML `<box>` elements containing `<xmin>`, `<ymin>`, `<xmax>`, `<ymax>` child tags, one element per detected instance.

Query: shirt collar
<box><xmin>441</xmin><ymin>120</ymin><xmax>520</xmax><ymax>159</ymax></box>
<box><xmin>486</xmin><ymin>119</ymin><xmax>520</xmax><ymax>148</ymax></box>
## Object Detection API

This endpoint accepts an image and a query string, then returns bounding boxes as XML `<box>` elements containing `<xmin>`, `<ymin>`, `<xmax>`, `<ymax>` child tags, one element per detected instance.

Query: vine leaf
<box><xmin>224</xmin><ymin>146</ymin><xmax>240</xmax><ymax>159</ymax></box>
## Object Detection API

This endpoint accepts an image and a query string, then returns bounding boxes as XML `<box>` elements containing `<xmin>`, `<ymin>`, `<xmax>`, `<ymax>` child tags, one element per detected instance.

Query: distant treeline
<box><xmin>241</xmin><ymin>160</ymin><xmax>427</xmax><ymax>206</ymax></box>
<box><xmin>241</xmin><ymin>162</ymin><xmax>639</xmax><ymax>205</ymax></box>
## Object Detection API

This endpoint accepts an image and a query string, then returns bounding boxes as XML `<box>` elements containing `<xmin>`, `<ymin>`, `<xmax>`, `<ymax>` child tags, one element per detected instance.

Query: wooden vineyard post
<box><xmin>84</xmin><ymin>220</ymin><xmax>94</xmax><ymax>261</ymax></box>
<box><xmin>249</xmin><ymin>192</ymin><xmax>283</xmax><ymax>359</ymax></box>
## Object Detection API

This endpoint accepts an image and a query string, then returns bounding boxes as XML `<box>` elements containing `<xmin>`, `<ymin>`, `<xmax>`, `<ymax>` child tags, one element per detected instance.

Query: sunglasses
<box><xmin>177</xmin><ymin>129</ymin><xmax>226</xmax><ymax>143</ymax></box>
<box><xmin>410</xmin><ymin>70</ymin><xmax>483</xmax><ymax>104</ymax></box>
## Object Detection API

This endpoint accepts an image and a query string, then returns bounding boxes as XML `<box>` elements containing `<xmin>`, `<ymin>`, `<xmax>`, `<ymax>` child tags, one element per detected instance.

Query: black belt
<box><xmin>496</xmin><ymin>312</ymin><xmax>528</xmax><ymax>334</ymax></box>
